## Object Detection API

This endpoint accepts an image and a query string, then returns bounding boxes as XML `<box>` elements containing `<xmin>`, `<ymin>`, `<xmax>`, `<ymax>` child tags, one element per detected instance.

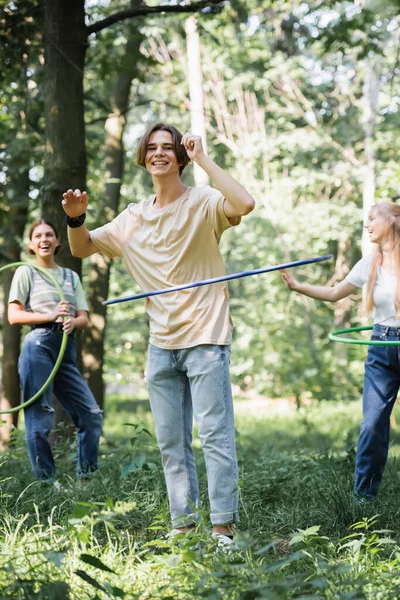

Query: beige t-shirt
<box><xmin>90</xmin><ymin>185</ymin><xmax>240</xmax><ymax>349</ymax></box>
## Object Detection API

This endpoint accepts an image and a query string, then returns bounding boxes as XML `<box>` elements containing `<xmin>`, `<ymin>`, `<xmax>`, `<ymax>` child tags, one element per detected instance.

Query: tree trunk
<box><xmin>41</xmin><ymin>0</ymin><xmax>87</xmax><ymax>273</ymax></box>
<box><xmin>0</xmin><ymin>173</ymin><xmax>29</xmax><ymax>447</ymax></box>
<box><xmin>42</xmin><ymin>0</ymin><xmax>87</xmax><ymax>431</ymax></box>
<box><xmin>83</xmin><ymin>1</ymin><xmax>144</xmax><ymax>410</ymax></box>
<box><xmin>185</xmin><ymin>15</ymin><xmax>209</xmax><ymax>186</ymax></box>
<box><xmin>361</xmin><ymin>58</ymin><xmax>382</xmax><ymax>256</ymax></box>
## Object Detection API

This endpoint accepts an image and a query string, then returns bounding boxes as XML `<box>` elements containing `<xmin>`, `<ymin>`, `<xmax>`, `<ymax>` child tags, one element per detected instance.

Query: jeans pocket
<box><xmin>30</xmin><ymin>328</ymin><xmax>54</xmax><ymax>340</ymax></box>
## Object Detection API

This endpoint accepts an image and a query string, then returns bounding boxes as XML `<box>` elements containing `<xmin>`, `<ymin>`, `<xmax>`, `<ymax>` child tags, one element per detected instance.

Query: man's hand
<box><xmin>62</xmin><ymin>189</ymin><xmax>88</xmax><ymax>218</ymax></box>
<box><xmin>181</xmin><ymin>133</ymin><xmax>205</xmax><ymax>163</ymax></box>
<box><xmin>62</xmin><ymin>189</ymin><xmax>97</xmax><ymax>258</ymax></box>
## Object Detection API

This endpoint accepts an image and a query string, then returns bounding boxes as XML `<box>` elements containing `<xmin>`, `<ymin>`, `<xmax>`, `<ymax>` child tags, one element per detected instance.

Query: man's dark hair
<box><xmin>136</xmin><ymin>122</ymin><xmax>190</xmax><ymax>175</ymax></box>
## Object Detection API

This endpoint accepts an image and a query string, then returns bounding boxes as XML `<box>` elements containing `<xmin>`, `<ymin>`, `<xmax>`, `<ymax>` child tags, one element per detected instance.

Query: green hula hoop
<box><xmin>329</xmin><ymin>326</ymin><xmax>400</xmax><ymax>346</ymax></box>
<box><xmin>0</xmin><ymin>262</ymin><xmax>68</xmax><ymax>415</ymax></box>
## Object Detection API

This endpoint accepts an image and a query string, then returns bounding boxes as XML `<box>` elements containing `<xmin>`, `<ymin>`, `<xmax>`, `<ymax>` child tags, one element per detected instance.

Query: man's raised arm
<box><xmin>181</xmin><ymin>134</ymin><xmax>255</xmax><ymax>219</ymax></box>
<box><xmin>62</xmin><ymin>189</ymin><xmax>98</xmax><ymax>258</ymax></box>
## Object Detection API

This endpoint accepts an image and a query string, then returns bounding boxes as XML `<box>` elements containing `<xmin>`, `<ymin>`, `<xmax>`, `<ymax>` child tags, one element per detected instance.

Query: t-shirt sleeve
<box><xmin>72</xmin><ymin>272</ymin><xmax>89</xmax><ymax>312</ymax></box>
<box><xmin>345</xmin><ymin>255</ymin><xmax>373</xmax><ymax>288</ymax></box>
<box><xmin>89</xmin><ymin>208</ymin><xmax>129</xmax><ymax>258</ymax></box>
<box><xmin>196</xmin><ymin>185</ymin><xmax>241</xmax><ymax>238</ymax></box>
<box><xmin>8</xmin><ymin>266</ymin><xmax>31</xmax><ymax>306</ymax></box>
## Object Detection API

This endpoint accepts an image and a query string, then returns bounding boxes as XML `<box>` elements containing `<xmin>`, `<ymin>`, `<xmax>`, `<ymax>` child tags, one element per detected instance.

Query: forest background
<box><xmin>1</xmin><ymin>1</ymin><xmax>400</xmax><ymax>598</ymax></box>
<box><xmin>0</xmin><ymin>0</ymin><xmax>399</xmax><ymax>432</ymax></box>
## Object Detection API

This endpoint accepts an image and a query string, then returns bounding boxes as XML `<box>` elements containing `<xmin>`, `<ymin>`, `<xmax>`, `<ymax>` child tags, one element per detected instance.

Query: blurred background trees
<box><xmin>1</xmin><ymin>0</ymin><xmax>399</xmax><ymax>437</ymax></box>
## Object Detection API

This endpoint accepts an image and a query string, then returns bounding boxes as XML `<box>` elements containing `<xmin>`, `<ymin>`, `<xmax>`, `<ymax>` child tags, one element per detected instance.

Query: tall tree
<box><xmin>83</xmin><ymin>0</ymin><xmax>146</xmax><ymax>409</ymax></box>
<box><xmin>0</xmin><ymin>0</ymin><xmax>44</xmax><ymax>442</ymax></box>
<box><xmin>41</xmin><ymin>0</ymin><xmax>87</xmax><ymax>274</ymax></box>
<box><xmin>185</xmin><ymin>15</ymin><xmax>209</xmax><ymax>185</ymax></box>
<box><xmin>1</xmin><ymin>169</ymin><xmax>29</xmax><ymax>445</ymax></box>
<box><xmin>361</xmin><ymin>56</ymin><xmax>384</xmax><ymax>256</ymax></box>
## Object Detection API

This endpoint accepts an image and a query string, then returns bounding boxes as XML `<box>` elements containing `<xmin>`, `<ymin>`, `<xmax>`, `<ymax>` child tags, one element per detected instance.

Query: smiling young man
<box><xmin>62</xmin><ymin>122</ymin><xmax>255</xmax><ymax>546</ymax></box>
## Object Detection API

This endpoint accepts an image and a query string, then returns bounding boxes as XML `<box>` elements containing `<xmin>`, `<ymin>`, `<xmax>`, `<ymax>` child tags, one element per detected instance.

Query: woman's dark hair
<box><xmin>28</xmin><ymin>219</ymin><xmax>61</xmax><ymax>255</ymax></box>
<box><xmin>136</xmin><ymin>122</ymin><xmax>190</xmax><ymax>175</ymax></box>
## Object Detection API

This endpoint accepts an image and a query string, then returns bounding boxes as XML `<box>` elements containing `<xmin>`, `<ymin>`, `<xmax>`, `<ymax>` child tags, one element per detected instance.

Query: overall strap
<box><xmin>25</xmin><ymin>266</ymin><xmax>35</xmax><ymax>308</ymax></box>
<box><xmin>65</xmin><ymin>268</ymin><xmax>77</xmax><ymax>293</ymax></box>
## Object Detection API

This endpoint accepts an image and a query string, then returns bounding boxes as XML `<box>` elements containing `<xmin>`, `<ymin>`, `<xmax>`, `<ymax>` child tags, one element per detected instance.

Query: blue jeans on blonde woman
<box><xmin>19</xmin><ymin>327</ymin><xmax>103</xmax><ymax>481</ymax></box>
<box><xmin>147</xmin><ymin>343</ymin><xmax>239</xmax><ymax>528</ymax></box>
<box><xmin>355</xmin><ymin>324</ymin><xmax>400</xmax><ymax>499</ymax></box>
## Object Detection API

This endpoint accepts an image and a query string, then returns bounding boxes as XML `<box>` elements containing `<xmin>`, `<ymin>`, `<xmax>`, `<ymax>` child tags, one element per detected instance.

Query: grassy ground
<box><xmin>2</xmin><ymin>396</ymin><xmax>400</xmax><ymax>598</ymax></box>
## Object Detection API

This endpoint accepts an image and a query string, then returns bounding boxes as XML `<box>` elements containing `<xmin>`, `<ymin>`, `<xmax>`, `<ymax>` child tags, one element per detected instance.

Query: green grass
<box><xmin>2</xmin><ymin>397</ymin><xmax>400</xmax><ymax>598</ymax></box>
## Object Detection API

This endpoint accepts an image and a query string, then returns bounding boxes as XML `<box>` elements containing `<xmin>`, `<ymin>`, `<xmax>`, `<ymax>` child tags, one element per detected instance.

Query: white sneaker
<box><xmin>53</xmin><ymin>480</ymin><xmax>63</xmax><ymax>492</ymax></box>
<box><xmin>165</xmin><ymin>528</ymin><xmax>199</xmax><ymax>549</ymax></box>
<box><xmin>166</xmin><ymin>528</ymin><xmax>188</xmax><ymax>541</ymax></box>
<box><xmin>211</xmin><ymin>532</ymin><xmax>238</xmax><ymax>551</ymax></box>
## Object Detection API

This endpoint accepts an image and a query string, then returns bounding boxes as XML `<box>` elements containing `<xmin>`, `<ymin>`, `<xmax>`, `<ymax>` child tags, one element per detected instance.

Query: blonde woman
<box><xmin>281</xmin><ymin>202</ymin><xmax>400</xmax><ymax>501</ymax></box>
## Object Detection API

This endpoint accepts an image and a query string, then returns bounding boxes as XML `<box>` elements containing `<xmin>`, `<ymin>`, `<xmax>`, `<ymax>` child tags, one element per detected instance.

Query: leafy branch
<box><xmin>87</xmin><ymin>0</ymin><xmax>226</xmax><ymax>35</ymax></box>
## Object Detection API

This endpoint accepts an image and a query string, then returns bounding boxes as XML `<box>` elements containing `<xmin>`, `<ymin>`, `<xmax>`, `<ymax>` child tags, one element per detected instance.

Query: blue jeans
<box><xmin>147</xmin><ymin>344</ymin><xmax>239</xmax><ymax>527</ymax></box>
<box><xmin>355</xmin><ymin>324</ymin><xmax>400</xmax><ymax>499</ymax></box>
<box><xmin>19</xmin><ymin>328</ymin><xmax>103</xmax><ymax>480</ymax></box>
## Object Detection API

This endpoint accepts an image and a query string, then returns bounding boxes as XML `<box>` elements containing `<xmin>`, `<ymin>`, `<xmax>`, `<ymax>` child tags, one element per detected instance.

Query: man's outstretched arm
<box><xmin>62</xmin><ymin>189</ymin><xmax>98</xmax><ymax>258</ymax></box>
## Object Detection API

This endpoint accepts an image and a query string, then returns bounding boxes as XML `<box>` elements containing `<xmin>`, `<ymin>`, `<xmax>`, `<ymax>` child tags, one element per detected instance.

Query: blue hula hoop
<box><xmin>103</xmin><ymin>254</ymin><xmax>333</xmax><ymax>306</ymax></box>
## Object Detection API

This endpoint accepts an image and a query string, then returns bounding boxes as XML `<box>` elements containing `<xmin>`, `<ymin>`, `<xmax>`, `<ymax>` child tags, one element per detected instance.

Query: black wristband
<box><xmin>65</xmin><ymin>213</ymin><xmax>86</xmax><ymax>228</ymax></box>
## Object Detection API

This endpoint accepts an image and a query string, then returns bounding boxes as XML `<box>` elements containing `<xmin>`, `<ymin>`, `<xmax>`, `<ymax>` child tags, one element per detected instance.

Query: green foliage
<box><xmin>81</xmin><ymin>0</ymin><xmax>399</xmax><ymax>404</ymax></box>
<box><xmin>2</xmin><ymin>399</ymin><xmax>400</xmax><ymax>597</ymax></box>
<box><xmin>2</xmin><ymin>0</ymin><xmax>400</xmax><ymax>413</ymax></box>
<box><xmin>0</xmin><ymin>0</ymin><xmax>45</xmax><ymax>263</ymax></box>
<box><xmin>2</xmin><ymin>1</ymin><xmax>400</xmax><ymax>595</ymax></box>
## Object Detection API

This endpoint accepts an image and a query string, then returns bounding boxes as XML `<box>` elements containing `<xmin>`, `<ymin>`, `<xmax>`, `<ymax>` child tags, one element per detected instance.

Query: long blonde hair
<box><xmin>365</xmin><ymin>202</ymin><xmax>400</xmax><ymax>317</ymax></box>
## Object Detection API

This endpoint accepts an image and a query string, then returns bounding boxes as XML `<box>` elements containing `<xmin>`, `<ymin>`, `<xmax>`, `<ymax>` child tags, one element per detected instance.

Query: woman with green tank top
<box><xmin>8</xmin><ymin>219</ymin><xmax>103</xmax><ymax>483</ymax></box>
